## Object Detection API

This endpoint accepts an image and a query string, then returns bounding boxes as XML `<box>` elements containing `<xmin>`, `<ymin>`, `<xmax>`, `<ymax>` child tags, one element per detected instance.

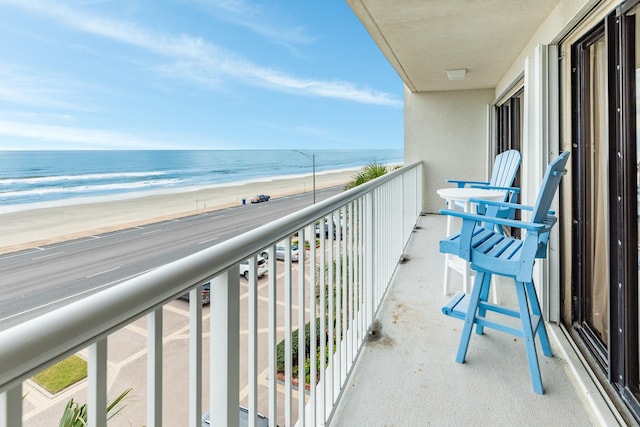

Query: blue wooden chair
<box><xmin>447</xmin><ymin>149</ymin><xmax>522</xmax><ymax>220</ymax></box>
<box><xmin>439</xmin><ymin>151</ymin><xmax>570</xmax><ymax>394</ymax></box>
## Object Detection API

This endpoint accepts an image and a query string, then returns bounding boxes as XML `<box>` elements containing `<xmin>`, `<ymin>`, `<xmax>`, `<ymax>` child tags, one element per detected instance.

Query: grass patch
<box><xmin>32</xmin><ymin>355</ymin><xmax>87</xmax><ymax>394</ymax></box>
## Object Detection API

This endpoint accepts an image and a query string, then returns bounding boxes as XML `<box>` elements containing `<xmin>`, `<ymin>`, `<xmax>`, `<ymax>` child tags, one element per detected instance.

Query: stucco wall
<box><xmin>404</xmin><ymin>87</ymin><xmax>495</xmax><ymax>213</ymax></box>
<box><xmin>496</xmin><ymin>0</ymin><xmax>616</xmax><ymax>97</ymax></box>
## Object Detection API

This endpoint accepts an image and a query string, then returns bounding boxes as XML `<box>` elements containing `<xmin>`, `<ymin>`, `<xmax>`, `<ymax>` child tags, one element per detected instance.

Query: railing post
<box><xmin>401</xmin><ymin>172</ymin><xmax>407</xmax><ymax>246</ymax></box>
<box><xmin>248</xmin><ymin>256</ymin><xmax>258</xmax><ymax>427</ymax></box>
<box><xmin>318</xmin><ymin>224</ymin><xmax>327</xmax><ymax>424</ymax></box>
<box><xmin>335</xmin><ymin>209</ymin><xmax>342</xmax><ymax>388</ymax></box>
<box><xmin>418</xmin><ymin>162</ymin><xmax>424</xmax><ymax>216</ymax></box>
<box><xmin>365</xmin><ymin>191</ymin><xmax>375</xmax><ymax>329</ymax></box>
<box><xmin>267</xmin><ymin>246</ymin><xmax>278</xmax><ymax>427</ymax></box>
<box><xmin>308</xmin><ymin>223</ymin><xmax>317</xmax><ymax>426</ymax></box>
<box><xmin>189</xmin><ymin>287</ymin><xmax>202</xmax><ymax>427</ymax></box>
<box><xmin>147</xmin><ymin>308</ymin><xmax>163</xmax><ymax>427</ymax></box>
<box><xmin>297</xmin><ymin>228</ymin><xmax>306</xmax><ymax>425</ymax></box>
<box><xmin>210</xmin><ymin>269</ymin><xmax>240</xmax><ymax>426</ymax></box>
<box><xmin>357</xmin><ymin>198</ymin><xmax>365</xmax><ymax>346</ymax></box>
<box><xmin>0</xmin><ymin>385</ymin><xmax>21</xmax><ymax>427</ymax></box>
<box><xmin>284</xmin><ymin>237</ymin><xmax>293</xmax><ymax>426</ymax></box>
<box><xmin>327</xmin><ymin>216</ymin><xmax>335</xmax><ymax>406</ymax></box>
<box><xmin>88</xmin><ymin>339</ymin><xmax>107</xmax><ymax>427</ymax></box>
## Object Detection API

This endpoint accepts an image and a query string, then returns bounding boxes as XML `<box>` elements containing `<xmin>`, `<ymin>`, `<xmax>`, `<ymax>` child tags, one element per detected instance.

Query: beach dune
<box><xmin>0</xmin><ymin>169</ymin><xmax>357</xmax><ymax>254</ymax></box>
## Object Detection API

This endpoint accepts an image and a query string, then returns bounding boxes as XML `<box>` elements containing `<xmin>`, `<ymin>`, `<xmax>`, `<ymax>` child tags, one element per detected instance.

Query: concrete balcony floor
<box><xmin>330</xmin><ymin>214</ymin><xmax>604</xmax><ymax>426</ymax></box>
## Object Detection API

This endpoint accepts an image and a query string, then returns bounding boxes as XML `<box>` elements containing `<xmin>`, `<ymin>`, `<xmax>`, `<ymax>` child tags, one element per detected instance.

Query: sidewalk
<box><xmin>22</xmin><ymin>266</ymin><xmax>306</xmax><ymax>426</ymax></box>
<box><xmin>23</xmin><ymin>300</ymin><xmax>203</xmax><ymax>426</ymax></box>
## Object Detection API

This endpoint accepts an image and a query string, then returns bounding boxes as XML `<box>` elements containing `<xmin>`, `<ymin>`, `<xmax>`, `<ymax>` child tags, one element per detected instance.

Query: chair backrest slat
<box><xmin>489</xmin><ymin>149</ymin><xmax>521</xmax><ymax>188</ymax></box>
<box><xmin>531</xmin><ymin>152</ymin><xmax>570</xmax><ymax>224</ymax></box>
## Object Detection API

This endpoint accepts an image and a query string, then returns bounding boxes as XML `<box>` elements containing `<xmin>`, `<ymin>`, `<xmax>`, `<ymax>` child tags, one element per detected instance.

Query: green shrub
<box><xmin>343</xmin><ymin>163</ymin><xmax>388</xmax><ymax>190</ymax></box>
<box><xmin>59</xmin><ymin>388</ymin><xmax>132</xmax><ymax>427</ymax></box>
<box><xmin>276</xmin><ymin>319</ymin><xmax>330</xmax><ymax>385</ymax></box>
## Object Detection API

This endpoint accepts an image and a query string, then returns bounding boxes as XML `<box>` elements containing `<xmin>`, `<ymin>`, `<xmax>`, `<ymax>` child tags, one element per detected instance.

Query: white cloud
<box><xmin>0</xmin><ymin>67</ymin><xmax>88</xmax><ymax>110</ymax></box>
<box><xmin>190</xmin><ymin>0</ymin><xmax>317</xmax><ymax>47</ymax></box>
<box><xmin>245</xmin><ymin>68</ymin><xmax>401</xmax><ymax>106</ymax></box>
<box><xmin>1</xmin><ymin>0</ymin><xmax>401</xmax><ymax>107</ymax></box>
<box><xmin>0</xmin><ymin>119</ymin><xmax>173</xmax><ymax>149</ymax></box>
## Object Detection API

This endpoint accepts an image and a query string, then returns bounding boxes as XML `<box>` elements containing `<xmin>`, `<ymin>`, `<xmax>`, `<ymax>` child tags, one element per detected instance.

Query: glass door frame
<box><xmin>568</xmin><ymin>5</ymin><xmax>640</xmax><ymax>418</ymax></box>
<box><xmin>615</xmin><ymin>2</ymin><xmax>640</xmax><ymax>414</ymax></box>
<box><xmin>570</xmin><ymin>20</ymin><xmax>610</xmax><ymax>370</ymax></box>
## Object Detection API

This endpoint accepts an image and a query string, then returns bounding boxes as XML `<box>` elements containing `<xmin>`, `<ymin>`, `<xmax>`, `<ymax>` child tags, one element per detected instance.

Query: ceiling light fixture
<box><xmin>446</xmin><ymin>68</ymin><xmax>467</xmax><ymax>80</ymax></box>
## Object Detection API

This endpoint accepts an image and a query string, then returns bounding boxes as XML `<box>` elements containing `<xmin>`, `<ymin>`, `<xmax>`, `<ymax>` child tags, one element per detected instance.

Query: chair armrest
<box><xmin>439</xmin><ymin>208</ymin><xmax>548</xmax><ymax>232</ymax></box>
<box><xmin>469</xmin><ymin>199</ymin><xmax>533</xmax><ymax>212</ymax></box>
<box><xmin>469</xmin><ymin>185</ymin><xmax>520</xmax><ymax>194</ymax></box>
<box><xmin>470</xmin><ymin>199</ymin><xmax>556</xmax><ymax>216</ymax></box>
<box><xmin>446</xmin><ymin>179</ymin><xmax>490</xmax><ymax>188</ymax></box>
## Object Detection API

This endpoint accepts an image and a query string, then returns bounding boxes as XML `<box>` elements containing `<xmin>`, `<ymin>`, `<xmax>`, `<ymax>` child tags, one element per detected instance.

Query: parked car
<box><xmin>239</xmin><ymin>256</ymin><xmax>268</xmax><ymax>280</ymax></box>
<box><xmin>260</xmin><ymin>243</ymin><xmax>299</xmax><ymax>262</ymax></box>
<box><xmin>202</xmin><ymin>407</ymin><xmax>271</xmax><ymax>426</ymax></box>
<box><xmin>178</xmin><ymin>282</ymin><xmax>210</xmax><ymax>305</ymax></box>
<box><xmin>315</xmin><ymin>221</ymin><xmax>330</xmax><ymax>238</ymax></box>
<box><xmin>315</xmin><ymin>215</ymin><xmax>344</xmax><ymax>239</ymax></box>
<box><xmin>250</xmin><ymin>194</ymin><xmax>270</xmax><ymax>203</ymax></box>
<box><xmin>277</xmin><ymin>243</ymin><xmax>299</xmax><ymax>262</ymax></box>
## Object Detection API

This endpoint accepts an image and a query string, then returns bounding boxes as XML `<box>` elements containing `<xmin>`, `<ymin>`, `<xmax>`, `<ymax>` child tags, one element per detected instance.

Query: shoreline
<box><xmin>0</xmin><ymin>168</ymin><xmax>358</xmax><ymax>254</ymax></box>
<box><xmin>0</xmin><ymin>166</ymin><xmax>367</xmax><ymax>215</ymax></box>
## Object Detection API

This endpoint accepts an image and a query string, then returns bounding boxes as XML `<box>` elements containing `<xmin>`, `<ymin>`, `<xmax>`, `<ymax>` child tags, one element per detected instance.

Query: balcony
<box><xmin>330</xmin><ymin>213</ymin><xmax>607</xmax><ymax>426</ymax></box>
<box><xmin>0</xmin><ymin>162</ymin><xmax>615</xmax><ymax>426</ymax></box>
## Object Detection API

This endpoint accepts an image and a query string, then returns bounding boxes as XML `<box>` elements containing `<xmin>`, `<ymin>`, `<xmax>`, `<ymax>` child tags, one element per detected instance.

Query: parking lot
<box><xmin>22</xmin><ymin>255</ymin><xmax>312</xmax><ymax>426</ymax></box>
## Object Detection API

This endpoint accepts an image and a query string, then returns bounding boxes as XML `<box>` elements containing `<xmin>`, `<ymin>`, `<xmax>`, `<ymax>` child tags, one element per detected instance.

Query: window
<box><xmin>496</xmin><ymin>88</ymin><xmax>524</xmax><ymax>156</ymax></box>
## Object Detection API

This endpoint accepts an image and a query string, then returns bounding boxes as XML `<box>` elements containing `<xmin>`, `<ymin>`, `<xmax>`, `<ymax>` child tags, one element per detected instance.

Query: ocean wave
<box><xmin>0</xmin><ymin>171</ymin><xmax>171</xmax><ymax>186</ymax></box>
<box><xmin>0</xmin><ymin>149</ymin><xmax>404</xmax><ymax>207</ymax></box>
<box><xmin>0</xmin><ymin>178</ymin><xmax>181</xmax><ymax>199</ymax></box>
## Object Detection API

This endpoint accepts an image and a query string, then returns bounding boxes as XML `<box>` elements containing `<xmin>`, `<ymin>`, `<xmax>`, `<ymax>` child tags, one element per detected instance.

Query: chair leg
<box><xmin>475</xmin><ymin>272</ymin><xmax>492</xmax><ymax>335</ymax></box>
<box><xmin>525</xmin><ymin>281</ymin><xmax>553</xmax><ymax>358</ymax></box>
<box><xmin>455</xmin><ymin>271</ymin><xmax>488</xmax><ymax>364</ymax></box>
<box><xmin>490</xmin><ymin>275</ymin><xmax>499</xmax><ymax>305</ymax></box>
<box><xmin>515</xmin><ymin>281</ymin><xmax>544</xmax><ymax>394</ymax></box>
<box><xmin>443</xmin><ymin>254</ymin><xmax>451</xmax><ymax>295</ymax></box>
<box><xmin>463</xmin><ymin>261</ymin><xmax>470</xmax><ymax>294</ymax></box>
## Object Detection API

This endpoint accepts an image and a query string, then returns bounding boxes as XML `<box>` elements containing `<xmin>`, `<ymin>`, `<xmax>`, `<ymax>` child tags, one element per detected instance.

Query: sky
<box><xmin>0</xmin><ymin>0</ymin><xmax>404</xmax><ymax>151</ymax></box>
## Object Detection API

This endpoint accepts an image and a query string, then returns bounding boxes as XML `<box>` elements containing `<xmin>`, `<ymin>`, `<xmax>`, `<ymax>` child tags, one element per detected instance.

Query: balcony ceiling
<box><xmin>348</xmin><ymin>0</ymin><xmax>560</xmax><ymax>92</ymax></box>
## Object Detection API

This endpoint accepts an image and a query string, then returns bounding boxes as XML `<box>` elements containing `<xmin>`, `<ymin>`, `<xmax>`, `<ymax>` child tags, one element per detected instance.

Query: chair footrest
<box><xmin>442</xmin><ymin>292</ymin><xmax>543</xmax><ymax>339</ymax></box>
<box><xmin>442</xmin><ymin>292</ymin><xmax>469</xmax><ymax>320</ymax></box>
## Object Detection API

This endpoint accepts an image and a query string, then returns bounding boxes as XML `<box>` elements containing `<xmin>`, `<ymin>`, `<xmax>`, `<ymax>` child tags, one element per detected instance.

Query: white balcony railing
<box><xmin>0</xmin><ymin>162</ymin><xmax>422</xmax><ymax>427</ymax></box>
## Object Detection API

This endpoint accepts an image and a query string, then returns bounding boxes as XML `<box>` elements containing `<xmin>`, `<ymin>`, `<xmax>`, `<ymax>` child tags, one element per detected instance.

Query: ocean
<box><xmin>0</xmin><ymin>149</ymin><xmax>403</xmax><ymax>212</ymax></box>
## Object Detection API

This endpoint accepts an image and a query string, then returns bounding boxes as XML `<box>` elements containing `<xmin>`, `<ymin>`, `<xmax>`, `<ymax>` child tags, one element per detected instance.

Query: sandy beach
<box><xmin>0</xmin><ymin>169</ymin><xmax>357</xmax><ymax>254</ymax></box>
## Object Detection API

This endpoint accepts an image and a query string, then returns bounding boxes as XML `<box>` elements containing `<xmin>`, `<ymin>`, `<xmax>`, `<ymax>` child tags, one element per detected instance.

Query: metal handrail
<box><xmin>0</xmin><ymin>161</ymin><xmax>422</xmax><ymax>425</ymax></box>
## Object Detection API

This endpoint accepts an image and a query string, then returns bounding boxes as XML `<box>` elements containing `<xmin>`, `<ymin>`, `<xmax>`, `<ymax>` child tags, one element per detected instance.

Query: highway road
<box><xmin>0</xmin><ymin>187</ymin><xmax>342</xmax><ymax>330</ymax></box>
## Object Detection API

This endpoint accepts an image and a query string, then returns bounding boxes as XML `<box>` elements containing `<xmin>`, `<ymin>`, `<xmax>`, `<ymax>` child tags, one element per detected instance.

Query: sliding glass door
<box><xmin>571</xmin><ymin>25</ymin><xmax>610</xmax><ymax>365</ymax></box>
<box><xmin>568</xmin><ymin>5</ymin><xmax>640</xmax><ymax>419</ymax></box>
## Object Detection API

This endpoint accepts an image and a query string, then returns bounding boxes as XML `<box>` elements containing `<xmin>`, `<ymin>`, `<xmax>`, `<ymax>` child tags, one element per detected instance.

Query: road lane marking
<box><xmin>0</xmin><ymin>269</ymin><xmax>154</xmax><ymax>324</ymax></box>
<box><xmin>43</xmin><ymin>236</ymin><xmax>110</xmax><ymax>251</ymax></box>
<box><xmin>115</xmin><ymin>228</ymin><xmax>137</xmax><ymax>234</ymax></box>
<box><xmin>142</xmin><ymin>229</ymin><xmax>162</xmax><ymax>235</ymax></box>
<box><xmin>0</xmin><ymin>248</ymin><xmax>44</xmax><ymax>260</ymax></box>
<box><xmin>198</xmin><ymin>237</ymin><xmax>218</xmax><ymax>245</ymax></box>
<box><xmin>32</xmin><ymin>251</ymin><xmax>65</xmax><ymax>260</ymax></box>
<box><xmin>87</xmin><ymin>266</ymin><xmax>121</xmax><ymax>278</ymax></box>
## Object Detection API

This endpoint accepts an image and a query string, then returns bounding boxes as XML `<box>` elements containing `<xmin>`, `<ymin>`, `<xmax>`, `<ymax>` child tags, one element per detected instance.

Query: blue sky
<box><xmin>0</xmin><ymin>0</ymin><xmax>403</xmax><ymax>150</ymax></box>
